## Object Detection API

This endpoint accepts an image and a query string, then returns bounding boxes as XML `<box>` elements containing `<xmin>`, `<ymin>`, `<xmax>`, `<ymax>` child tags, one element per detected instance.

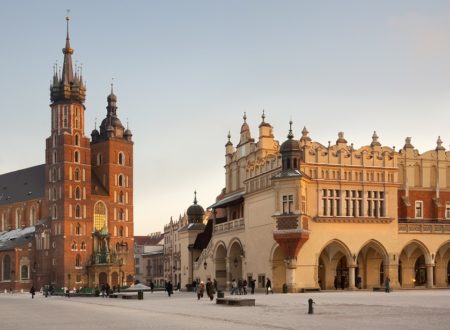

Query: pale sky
<box><xmin>1</xmin><ymin>1</ymin><xmax>450</xmax><ymax>235</ymax></box>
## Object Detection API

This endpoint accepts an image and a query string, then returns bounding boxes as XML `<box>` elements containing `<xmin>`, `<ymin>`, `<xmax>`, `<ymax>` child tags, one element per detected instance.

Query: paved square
<box><xmin>1</xmin><ymin>290</ymin><xmax>450</xmax><ymax>329</ymax></box>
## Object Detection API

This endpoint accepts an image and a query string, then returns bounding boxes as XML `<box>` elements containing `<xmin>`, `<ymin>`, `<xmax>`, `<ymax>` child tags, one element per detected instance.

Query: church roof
<box><xmin>0</xmin><ymin>226</ymin><xmax>35</xmax><ymax>251</ymax></box>
<box><xmin>0</xmin><ymin>164</ymin><xmax>45</xmax><ymax>206</ymax></box>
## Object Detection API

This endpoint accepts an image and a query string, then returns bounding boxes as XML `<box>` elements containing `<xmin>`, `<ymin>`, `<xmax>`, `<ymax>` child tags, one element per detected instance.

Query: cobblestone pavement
<box><xmin>1</xmin><ymin>289</ymin><xmax>450</xmax><ymax>329</ymax></box>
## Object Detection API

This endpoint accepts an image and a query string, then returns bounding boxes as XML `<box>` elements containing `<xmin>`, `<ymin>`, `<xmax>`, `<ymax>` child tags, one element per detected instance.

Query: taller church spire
<box><xmin>50</xmin><ymin>15</ymin><xmax>86</xmax><ymax>103</ymax></box>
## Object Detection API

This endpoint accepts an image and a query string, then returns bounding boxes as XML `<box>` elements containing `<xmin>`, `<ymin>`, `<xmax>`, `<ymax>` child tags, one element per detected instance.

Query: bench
<box><xmin>300</xmin><ymin>288</ymin><xmax>321</xmax><ymax>293</ymax></box>
<box><xmin>216</xmin><ymin>298</ymin><xmax>255</xmax><ymax>306</ymax></box>
<box><xmin>110</xmin><ymin>293</ymin><xmax>139</xmax><ymax>299</ymax></box>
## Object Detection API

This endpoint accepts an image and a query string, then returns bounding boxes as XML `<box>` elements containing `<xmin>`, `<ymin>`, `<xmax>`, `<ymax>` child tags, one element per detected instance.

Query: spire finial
<box><xmin>227</xmin><ymin>130</ymin><xmax>231</xmax><ymax>142</ymax></box>
<box><xmin>287</xmin><ymin>120</ymin><xmax>294</xmax><ymax>139</ymax></box>
<box><xmin>66</xmin><ymin>10</ymin><xmax>70</xmax><ymax>40</ymax></box>
<box><xmin>193</xmin><ymin>190</ymin><xmax>197</xmax><ymax>204</ymax></box>
<box><xmin>111</xmin><ymin>77</ymin><xmax>114</xmax><ymax>94</ymax></box>
<box><xmin>261</xmin><ymin>109</ymin><xmax>265</xmax><ymax>123</ymax></box>
<box><xmin>243</xmin><ymin>112</ymin><xmax>247</xmax><ymax>123</ymax></box>
<box><xmin>94</xmin><ymin>117</ymin><xmax>97</xmax><ymax>130</ymax></box>
<box><xmin>126</xmin><ymin>117</ymin><xmax>129</xmax><ymax>130</ymax></box>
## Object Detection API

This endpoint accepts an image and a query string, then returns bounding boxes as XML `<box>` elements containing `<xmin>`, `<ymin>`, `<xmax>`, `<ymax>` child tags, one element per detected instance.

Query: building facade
<box><xmin>134</xmin><ymin>232</ymin><xmax>163</xmax><ymax>284</ymax></box>
<box><xmin>189</xmin><ymin>113</ymin><xmax>450</xmax><ymax>292</ymax></box>
<box><xmin>0</xmin><ymin>17</ymin><xmax>135</xmax><ymax>291</ymax></box>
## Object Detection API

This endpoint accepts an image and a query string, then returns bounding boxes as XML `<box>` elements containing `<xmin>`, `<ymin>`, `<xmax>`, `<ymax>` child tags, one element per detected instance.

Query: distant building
<box><xmin>163</xmin><ymin>214</ymin><xmax>188</xmax><ymax>286</ymax></box>
<box><xmin>134</xmin><ymin>232</ymin><xmax>163</xmax><ymax>284</ymax></box>
<box><xmin>0</xmin><ymin>17</ymin><xmax>134</xmax><ymax>291</ymax></box>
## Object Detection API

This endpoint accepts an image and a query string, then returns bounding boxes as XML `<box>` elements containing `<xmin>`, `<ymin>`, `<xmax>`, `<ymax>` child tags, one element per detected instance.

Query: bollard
<box><xmin>308</xmin><ymin>298</ymin><xmax>315</xmax><ymax>314</ymax></box>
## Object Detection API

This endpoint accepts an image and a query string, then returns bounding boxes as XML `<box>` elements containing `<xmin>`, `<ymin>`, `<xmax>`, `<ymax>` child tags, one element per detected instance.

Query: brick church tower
<box><xmin>43</xmin><ymin>17</ymin><xmax>134</xmax><ymax>289</ymax></box>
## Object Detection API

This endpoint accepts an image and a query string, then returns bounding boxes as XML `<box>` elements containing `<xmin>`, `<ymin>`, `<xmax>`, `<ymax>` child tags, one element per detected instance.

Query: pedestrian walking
<box><xmin>150</xmin><ymin>280</ymin><xmax>154</xmax><ymax>293</ymax></box>
<box><xmin>250</xmin><ymin>279</ymin><xmax>256</xmax><ymax>294</ymax></box>
<box><xmin>196</xmin><ymin>281</ymin><xmax>205</xmax><ymax>300</ymax></box>
<box><xmin>266</xmin><ymin>278</ymin><xmax>273</xmax><ymax>294</ymax></box>
<box><xmin>340</xmin><ymin>275</ymin><xmax>345</xmax><ymax>290</ymax></box>
<box><xmin>167</xmin><ymin>281</ymin><xmax>173</xmax><ymax>297</ymax></box>
<box><xmin>384</xmin><ymin>276</ymin><xmax>390</xmax><ymax>293</ymax></box>
<box><xmin>213</xmin><ymin>278</ymin><xmax>218</xmax><ymax>291</ymax></box>
<box><xmin>206</xmin><ymin>278</ymin><xmax>215</xmax><ymax>301</ymax></box>
<box><xmin>334</xmin><ymin>276</ymin><xmax>338</xmax><ymax>290</ymax></box>
<box><xmin>30</xmin><ymin>286</ymin><xmax>36</xmax><ymax>299</ymax></box>
<box><xmin>230</xmin><ymin>279</ymin><xmax>238</xmax><ymax>295</ymax></box>
<box><xmin>243</xmin><ymin>279</ymin><xmax>248</xmax><ymax>295</ymax></box>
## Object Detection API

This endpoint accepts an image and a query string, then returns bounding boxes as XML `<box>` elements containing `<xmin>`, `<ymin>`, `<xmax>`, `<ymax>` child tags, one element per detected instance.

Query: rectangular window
<box><xmin>446</xmin><ymin>203</ymin><xmax>450</xmax><ymax>219</ymax></box>
<box><xmin>258</xmin><ymin>274</ymin><xmax>266</xmax><ymax>289</ymax></box>
<box><xmin>415</xmin><ymin>201</ymin><xmax>423</xmax><ymax>218</ymax></box>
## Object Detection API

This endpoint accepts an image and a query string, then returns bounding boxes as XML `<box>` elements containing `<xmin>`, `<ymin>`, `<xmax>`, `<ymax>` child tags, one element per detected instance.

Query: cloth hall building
<box><xmin>0</xmin><ymin>18</ymin><xmax>134</xmax><ymax>292</ymax></box>
<box><xmin>185</xmin><ymin>114</ymin><xmax>450</xmax><ymax>292</ymax></box>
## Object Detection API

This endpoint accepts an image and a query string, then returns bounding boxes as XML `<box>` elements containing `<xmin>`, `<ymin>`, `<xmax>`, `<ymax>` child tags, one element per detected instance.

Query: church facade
<box><xmin>0</xmin><ymin>17</ymin><xmax>134</xmax><ymax>291</ymax></box>
<box><xmin>189</xmin><ymin>113</ymin><xmax>450</xmax><ymax>292</ymax></box>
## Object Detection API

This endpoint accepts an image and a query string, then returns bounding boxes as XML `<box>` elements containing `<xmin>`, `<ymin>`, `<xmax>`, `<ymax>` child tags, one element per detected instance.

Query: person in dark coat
<box><xmin>340</xmin><ymin>275</ymin><xmax>345</xmax><ymax>290</ymax></box>
<box><xmin>265</xmin><ymin>278</ymin><xmax>273</xmax><ymax>294</ymax></box>
<box><xmin>167</xmin><ymin>281</ymin><xmax>173</xmax><ymax>297</ymax></box>
<box><xmin>334</xmin><ymin>276</ymin><xmax>338</xmax><ymax>290</ymax></box>
<box><xmin>205</xmin><ymin>278</ymin><xmax>215</xmax><ymax>301</ymax></box>
<box><xmin>30</xmin><ymin>286</ymin><xmax>36</xmax><ymax>299</ymax></box>
<box><xmin>384</xmin><ymin>276</ymin><xmax>390</xmax><ymax>293</ymax></box>
<box><xmin>250</xmin><ymin>279</ymin><xmax>256</xmax><ymax>294</ymax></box>
<box><xmin>150</xmin><ymin>281</ymin><xmax>154</xmax><ymax>293</ymax></box>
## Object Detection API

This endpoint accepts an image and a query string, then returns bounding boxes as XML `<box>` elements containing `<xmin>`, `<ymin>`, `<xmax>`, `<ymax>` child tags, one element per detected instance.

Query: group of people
<box><xmin>195</xmin><ymin>278</ymin><xmax>216</xmax><ymax>301</ymax></box>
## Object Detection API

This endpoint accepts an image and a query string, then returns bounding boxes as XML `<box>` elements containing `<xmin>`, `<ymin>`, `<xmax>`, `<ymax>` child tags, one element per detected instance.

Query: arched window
<box><xmin>75</xmin><ymin>205</ymin><xmax>81</xmax><ymax>219</ymax></box>
<box><xmin>118</xmin><ymin>175</ymin><xmax>124</xmax><ymax>187</ymax></box>
<box><xmin>71</xmin><ymin>241</ymin><xmax>77</xmax><ymax>250</ymax></box>
<box><xmin>97</xmin><ymin>153</ymin><xmax>103</xmax><ymax>166</ymax></box>
<box><xmin>74</xmin><ymin>168</ymin><xmax>80</xmax><ymax>181</ymax></box>
<box><xmin>74</xmin><ymin>134</ymin><xmax>80</xmax><ymax>146</ymax></box>
<box><xmin>52</xmin><ymin>205</ymin><xmax>58</xmax><ymax>219</ymax></box>
<box><xmin>63</xmin><ymin>106</ymin><xmax>68</xmax><ymax>128</ymax></box>
<box><xmin>119</xmin><ymin>191</ymin><xmax>124</xmax><ymax>203</ymax></box>
<box><xmin>53</xmin><ymin>150</ymin><xmax>57</xmax><ymax>164</ymax></box>
<box><xmin>75</xmin><ymin>254</ymin><xmax>81</xmax><ymax>267</ymax></box>
<box><xmin>118</xmin><ymin>152</ymin><xmax>125</xmax><ymax>165</ymax></box>
<box><xmin>75</xmin><ymin>187</ymin><xmax>81</xmax><ymax>200</ymax></box>
<box><xmin>53</xmin><ymin>134</ymin><xmax>57</xmax><ymax>147</ymax></box>
<box><xmin>119</xmin><ymin>226</ymin><xmax>124</xmax><ymax>237</ymax></box>
<box><xmin>3</xmin><ymin>255</ymin><xmax>11</xmax><ymax>280</ymax></box>
<box><xmin>81</xmin><ymin>241</ymin><xmax>86</xmax><ymax>251</ymax></box>
<box><xmin>52</xmin><ymin>168</ymin><xmax>57</xmax><ymax>182</ymax></box>
<box><xmin>74</xmin><ymin>150</ymin><xmax>80</xmax><ymax>163</ymax></box>
<box><xmin>76</xmin><ymin>223</ymin><xmax>81</xmax><ymax>235</ymax></box>
<box><xmin>20</xmin><ymin>265</ymin><xmax>29</xmax><ymax>280</ymax></box>
<box><xmin>118</xmin><ymin>208</ymin><xmax>124</xmax><ymax>221</ymax></box>
<box><xmin>94</xmin><ymin>202</ymin><xmax>107</xmax><ymax>231</ymax></box>
<box><xmin>75</xmin><ymin>108</ymin><xmax>80</xmax><ymax>129</ymax></box>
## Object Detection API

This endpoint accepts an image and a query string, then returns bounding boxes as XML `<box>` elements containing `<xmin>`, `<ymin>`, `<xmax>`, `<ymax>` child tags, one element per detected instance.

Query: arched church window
<box><xmin>94</xmin><ymin>201</ymin><xmax>107</xmax><ymax>231</ymax></box>
<box><xmin>119</xmin><ymin>208</ymin><xmax>124</xmax><ymax>221</ymax></box>
<box><xmin>53</xmin><ymin>150</ymin><xmax>57</xmax><ymax>164</ymax></box>
<box><xmin>74</xmin><ymin>168</ymin><xmax>80</xmax><ymax>181</ymax></box>
<box><xmin>118</xmin><ymin>152</ymin><xmax>125</xmax><ymax>165</ymax></box>
<box><xmin>118</xmin><ymin>175</ymin><xmax>124</xmax><ymax>187</ymax></box>
<box><xmin>52</xmin><ymin>187</ymin><xmax>57</xmax><ymax>201</ymax></box>
<box><xmin>76</xmin><ymin>223</ymin><xmax>81</xmax><ymax>235</ymax></box>
<box><xmin>119</xmin><ymin>226</ymin><xmax>124</xmax><ymax>237</ymax></box>
<box><xmin>63</xmin><ymin>106</ymin><xmax>69</xmax><ymax>128</ymax></box>
<box><xmin>97</xmin><ymin>153</ymin><xmax>103</xmax><ymax>166</ymax></box>
<box><xmin>74</xmin><ymin>151</ymin><xmax>80</xmax><ymax>163</ymax></box>
<box><xmin>21</xmin><ymin>265</ymin><xmax>29</xmax><ymax>280</ymax></box>
<box><xmin>75</xmin><ymin>187</ymin><xmax>81</xmax><ymax>200</ymax></box>
<box><xmin>52</xmin><ymin>205</ymin><xmax>57</xmax><ymax>219</ymax></box>
<box><xmin>75</xmin><ymin>205</ymin><xmax>81</xmax><ymax>219</ymax></box>
<box><xmin>119</xmin><ymin>191</ymin><xmax>124</xmax><ymax>204</ymax></box>
<box><xmin>75</xmin><ymin>108</ymin><xmax>80</xmax><ymax>129</ymax></box>
<box><xmin>71</xmin><ymin>241</ymin><xmax>77</xmax><ymax>250</ymax></box>
<box><xmin>75</xmin><ymin>254</ymin><xmax>81</xmax><ymax>267</ymax></box>
<box><xmin>74</xmin><ymin>134</ymin><xmax>80</xmax><ymax>146</ymax></box>
<box><xmin>81</xmin><ymin>241</ymin><xmax>86</xmax><ymax>251</ymax></box>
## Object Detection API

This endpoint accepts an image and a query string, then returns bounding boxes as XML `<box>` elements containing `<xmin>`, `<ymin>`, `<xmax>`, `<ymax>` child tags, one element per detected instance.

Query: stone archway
<box><xmin>356</xmin><ymin>240</ymin><xmax>389</xmax><ymax>289</ymax></box>
<box><xmin>272</xmin><ymin>246</ymin><xmax>286</xmax><ymax>291</ymax></box>
<box><xmin>399</xmin><ymin>240</ymin><xmax>431</xmax><ymax>288</ymax></box>
<box><xmin>318</xmin><ymin>240</ymin><xmax>352</xmax><ymax>290</ymax></box>
<box><xmin>214</xmin><ymin>243</ymin><xmax>227</xmax><ymax>290</ymax></box>
<box><xmin>434</xmin><ymin>241</ymin><xmax>450</xmax><ymax>287</ymax></box>
<box><xmin>228</xmin><ymin>241</ymin><xmax>243</xmax><ymax>284</ymax></box>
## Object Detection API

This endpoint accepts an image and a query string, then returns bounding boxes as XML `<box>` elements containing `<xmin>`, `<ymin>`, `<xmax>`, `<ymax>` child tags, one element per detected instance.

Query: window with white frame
<box><xmin>322</xmin><ymin>189</ymin><xmax>341</xmax><ymax>216</ymax></box>
<box><xmin>282</xmin><ymin>195</ymin><xmax>294</xmax><ymax>214</ymax></box>
<box><xmin>415</xmin><ymin>201</ymin><xmax>423</xmax><ymax>218</ymax></box>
